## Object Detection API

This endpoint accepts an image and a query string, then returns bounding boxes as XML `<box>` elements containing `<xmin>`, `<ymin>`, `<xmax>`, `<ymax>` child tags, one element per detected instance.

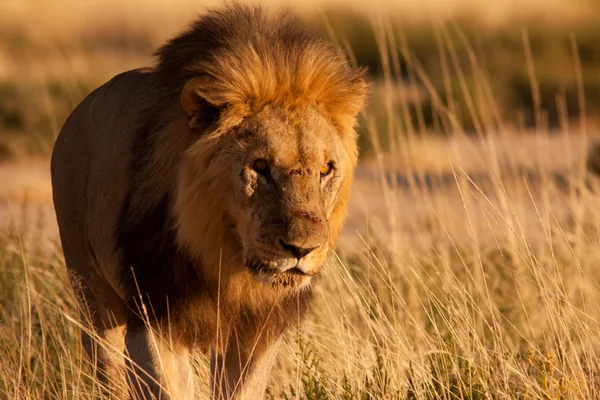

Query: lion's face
<box><xmin>175</xmin><ymin>103</ymin><xmax>354</xmax><ymax>289</ymax></box>
<box><xmin>175</xmin><ymin>39</ymin><xmax>366</xmax><ymax>290</ymax></box>
<box><xmin>225</xmin><ymin>106</ymin><xmax>350</xmax><ymax>287</ymax></box>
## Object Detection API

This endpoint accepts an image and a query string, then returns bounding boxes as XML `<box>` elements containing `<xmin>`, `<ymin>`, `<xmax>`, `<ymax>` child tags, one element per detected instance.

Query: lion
<box><xmin>51</xmin><ymin>4</ymin><xmax>366</xmax><ymax>399</ymax></box>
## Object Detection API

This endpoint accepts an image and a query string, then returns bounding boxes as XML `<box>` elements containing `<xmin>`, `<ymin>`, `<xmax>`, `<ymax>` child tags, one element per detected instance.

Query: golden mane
<box><xmin>118</xmin><ymin>4</ymin><xmax>368</xmax><ymax>262</ymax></box>
<box><xmin>155</xmin><ymin>3</ymin><xmax>366</xmax><ymax>135</ymax></box>
<box><xmin>115</xmin><ymin>2</ymin><xmax>367</xmax><ymax>344</ymax></box>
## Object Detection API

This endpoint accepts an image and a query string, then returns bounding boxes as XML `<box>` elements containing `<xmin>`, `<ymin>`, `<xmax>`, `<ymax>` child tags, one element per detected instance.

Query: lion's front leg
<box><xmin>125</xmin><ymin>324</ymin><xmax>195</xmax><ymax>400</ymax></box>
<box><xmin>210</xmin><ymin>335</ymin><xmax>282</xmax><ymax>400</ymax></box>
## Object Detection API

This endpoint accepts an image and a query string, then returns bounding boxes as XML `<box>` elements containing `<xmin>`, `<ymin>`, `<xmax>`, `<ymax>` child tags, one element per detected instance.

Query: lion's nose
<box><xmin>277</xmin><ymin>238</ymin><xmax>317</xmax><ymax>259</ymax></box>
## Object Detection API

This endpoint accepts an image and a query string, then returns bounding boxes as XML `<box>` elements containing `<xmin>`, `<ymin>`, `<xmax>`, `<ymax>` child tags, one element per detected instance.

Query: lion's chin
<box><xmin>245</xmin><ymin>259</ymin><xmax>314</xmax><ymax>289</ymax></box>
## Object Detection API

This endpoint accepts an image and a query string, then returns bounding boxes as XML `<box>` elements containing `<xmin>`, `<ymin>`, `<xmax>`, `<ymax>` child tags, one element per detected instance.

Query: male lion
<box><xmin>51</xmin><ymin>4</ymin><xmax>366</xmax><ymax>399</ymax></box>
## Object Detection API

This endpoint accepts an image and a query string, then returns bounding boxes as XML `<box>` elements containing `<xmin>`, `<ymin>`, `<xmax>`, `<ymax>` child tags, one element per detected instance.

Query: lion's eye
<box><xmin>320</xmin><ymin>162</ymin><xmax>334</xmax><ymax>177</ymax></box>
<box><xmin>252</xmin><ymin>159</ymin><xmax>269</xmax><ymax>175</ymax></box>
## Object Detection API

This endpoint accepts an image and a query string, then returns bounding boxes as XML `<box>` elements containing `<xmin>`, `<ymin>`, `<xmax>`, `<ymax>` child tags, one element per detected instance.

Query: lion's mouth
<box><xmin>285</xmin><ymin>267</ymin><xmax>306</xmax><ymax>275</ymax></box>
<box><xmin>245</xmin><ymin>258</ymin><xmax>311</xmax><ymax>277</ymax></box>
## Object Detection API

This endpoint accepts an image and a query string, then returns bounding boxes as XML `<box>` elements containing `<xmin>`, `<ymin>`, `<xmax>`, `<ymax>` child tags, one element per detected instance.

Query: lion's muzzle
<box><xmin>245</xmin><ymin>209</ymin><xmax>329</xmax><ymax>281</ymax></box>
<box><xmin>277</xmin><ymin>210</ymin><xmax>328</xmax><ymax>258</ymax></box>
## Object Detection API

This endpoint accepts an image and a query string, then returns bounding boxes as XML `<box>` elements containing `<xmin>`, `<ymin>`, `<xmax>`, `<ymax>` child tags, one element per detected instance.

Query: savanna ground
<box><xmin>3</xmin><ymin>0</ymin><xmax>600</xmax><ymax>398</ymax></box>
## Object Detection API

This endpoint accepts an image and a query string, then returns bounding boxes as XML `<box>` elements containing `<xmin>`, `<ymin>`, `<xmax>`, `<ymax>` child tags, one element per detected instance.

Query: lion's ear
<box><xmin>325</xmin><ymin>74</ymin><xmax>368</xmax><ymax>134</ymax></box>
<box><xmin>180</xmin><ymin>77</ymin><xmax>220</xmax><ymax>129</ymax></box>
<box><xmin>347</xmin><ymin>76</ymin><xmax>368</xmax><ymax>117</ymax></box>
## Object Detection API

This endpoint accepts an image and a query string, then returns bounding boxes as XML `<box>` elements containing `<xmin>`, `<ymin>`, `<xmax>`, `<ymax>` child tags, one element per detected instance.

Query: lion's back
<box><xmin>51</xmin><ymin>68</ymin><xmax>155</xmax><ymax>296</ymax></box>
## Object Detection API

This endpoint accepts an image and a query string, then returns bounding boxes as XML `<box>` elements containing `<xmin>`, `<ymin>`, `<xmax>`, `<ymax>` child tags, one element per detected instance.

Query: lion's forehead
<box><xmin>244</xmin><ymin>107</ymin><xmax>343</xmax><ymax>167</ymax></box>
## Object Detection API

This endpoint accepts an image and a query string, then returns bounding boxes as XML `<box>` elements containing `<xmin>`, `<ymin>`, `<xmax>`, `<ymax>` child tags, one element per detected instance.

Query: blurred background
<box><xmin>4</xmin><ymin>0</ymin><xmax>600</xmax><ymax>398</ymax></box>
<box><xmin>2</xmin><ymin>0</ymin><xmax>600</xmax><ymax>245</ymax></box>
<box><xmin>2</xmin><ymin>0</ymin><xmax>600</xmax><ymax>230</ymax></box>
<box><xmin>1</xmin><ymin>0</ymin><xmax>599</xmax><ymax>159</ymax></box>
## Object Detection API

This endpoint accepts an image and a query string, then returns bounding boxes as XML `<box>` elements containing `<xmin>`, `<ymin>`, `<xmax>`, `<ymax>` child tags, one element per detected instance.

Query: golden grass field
<box><xmin>3</xmin><ymin>0</ymin><xmax>600</xmax><ymax>398</ymax></box>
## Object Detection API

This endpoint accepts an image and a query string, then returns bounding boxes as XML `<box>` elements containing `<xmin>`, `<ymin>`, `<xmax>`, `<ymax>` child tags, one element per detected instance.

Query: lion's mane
<box><xmin>115</xmin><ymin>4</ymin><xmax>366</xmax><ymax>347</ymax></box>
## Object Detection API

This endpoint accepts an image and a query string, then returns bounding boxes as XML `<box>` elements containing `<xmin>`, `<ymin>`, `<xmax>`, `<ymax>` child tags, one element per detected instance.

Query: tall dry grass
<box><xmin>2</xmin><ymin>3</ymin><xmax>600</xmax><ymax>399</ymax></box>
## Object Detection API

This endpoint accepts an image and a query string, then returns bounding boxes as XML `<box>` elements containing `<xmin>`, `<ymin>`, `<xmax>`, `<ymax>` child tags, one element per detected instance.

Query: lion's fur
<box><xmin>52</xmin><ymin>4</ymin><xmax>366</xmax><ymax>398</ymax></box>
<box><xmin>118</xmin><ymin>4</ymin><xmax>365</xmax><ymax>344</ymax></box>
<box><xmin>156</xmin><ymin>5</ymin><xmax>365</xmax><ymax>134</ymax></box>
<box><xmin>121</xmin><ymin>4</ymin><xmax>365</xmax><ymax>230</ymax></box>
